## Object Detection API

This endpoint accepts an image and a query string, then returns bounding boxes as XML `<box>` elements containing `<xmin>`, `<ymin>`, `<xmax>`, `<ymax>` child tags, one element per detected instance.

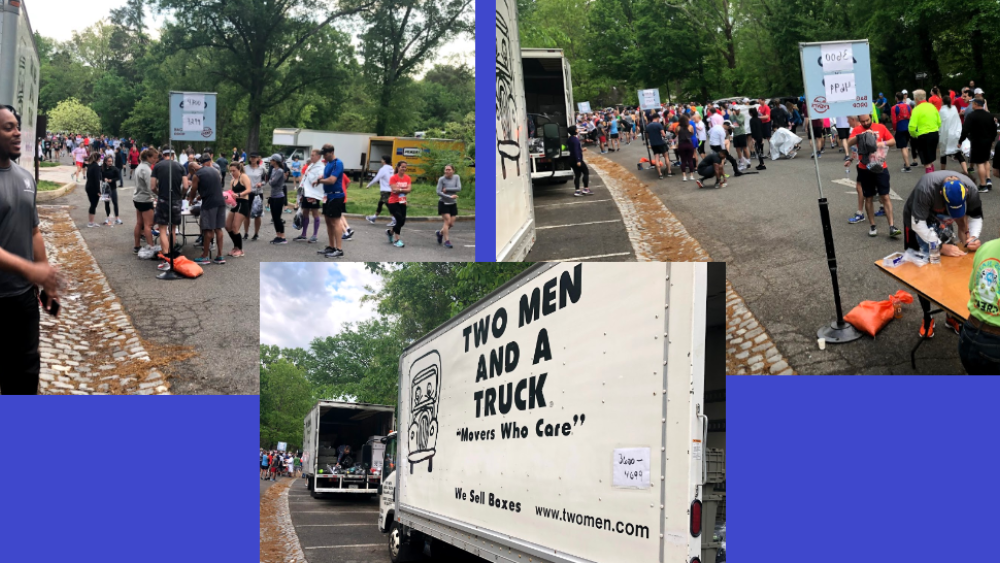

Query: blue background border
<box><xmin>476</xmin><ymin>0</ymin><xmax>494</xmax><ymax>262</ymax></box>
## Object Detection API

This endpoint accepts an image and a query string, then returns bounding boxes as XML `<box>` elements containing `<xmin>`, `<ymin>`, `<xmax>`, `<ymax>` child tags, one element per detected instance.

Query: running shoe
<box><xmin>889</xmin><ymin>225</ymin><xmax>902</xmax><ymax>238</ymax></box>
<box><xmin>325</xmin><ymin>249</ymin><xmax>344</xmax><ymax>258</ymax></box>
<box><xmin>317</xmin><ymin>246</ymin><xmax>334</xmax><ymax>254</ymax></box>
<box><xmin>717</xmin><ymin>182</ymin><xmax>726</xmax><ymax>189</ymax></box>
<box><xmin>194</xmin><ymin>257</ymin><xmax>211</xmax><ymax>264</ymax></box>
<box><xmin>341</xmin><ymin>231</ymin><xmax>353</xmax><ymax>240</ymax></box>
<box><xmin>213</xmin><ymin>256</ymin><xmax>226</xmax><ymax>264</ymax></box>
<box><xmin>756</xmin><ymin>164</ymin><xmax>767</xmax><ymax>171</ymax></box>
<box><xmin>114</xmin><ymin>218</ymin><xmax>123</xmax><ymax>225</ymax></box>
<box><xmin>87</xmin><ymin>222</ymin><xmax>99</xmax><ymax>228</ymax></box>
<box><xmin>981</xmin><ymin>184</ymin><xmax>992</xmax><ymax>194</ymax></box>
<box><xmin>386</xmin><ymin>229</ymin><xmax>394</xmax><ymax>244</ymax></box>
<box><xmin>869</xmin><ymin>225</ymin><xmax>878</xmax><ymax>237</ymax></box>
<box><xmin>195</xmin><ymin>235</ymin><xmax>203</xmax><ymax>245</ymax></box>
<box><xmin>156</xmin><ymin>262</ymin><xmax>171</xmax><ymax>272</ymax></box>
<box><xmin>387</xmin><ymin>219</ymin><xmax>397</xmax><ymax>228</ymax></box>
<box><xmin>901</xmin><ymin>167</ymin><xmax>912</xmax><ymax>173</ymax></box>
<box><xmin>733</xmin><ymin>171</ymin><xmax>744</xmax><ymax>177</ymax></box>
<box><xmin>133</xmin><ymin>246</ymin><xmax>141</xmax><ymax>254</ymax></box>
<box><xmin>366</xmin><ymin>215</ymin><xmax>376</xmax><ymax>224</ymax></box>
<box><xmin>271</xmin><ymin>237</ymin><xmax>288</xmax><ymax>244</ymax></box>
<box><xmin>151</xmin><ymin>228</ymin><xmax>159</xmax><ymax>237</ymax></box>
<box><xmin>308</xmin><ymin>236</ymin><xmax>318</xmax><ymax>243</ymax></box>
<box><xmin>436</xmin><ymin>230</ymin><xmax>443</xmax><ymax>245</ymax></box>
<box><xmin>394</xmin><ymin>240</ymin><xmax>405</xmax><ymax>248</ymax></box>
<box><xmin>251</xmin><ymin>234</ymin><xmax>259</xmax><ymax>241</ymax></box>
<box><xmin>875</xmin><ymin>207</ymin><xmax>886</xmax><ymax>217</ymax></box>
<box><xmin>848</xmin><ymin>212</ymin><xmax>865</xmax><ymax>224</ymax></box>
<box><xmin>844</xmin><ymin>156</ymin><xmax>851</xmax><ymax>162</ymax></box>
<box><xmin>919</xmin><ymin>318</ymin><xmax>935</xmax><ymax>339</ymax></box>
<box><xmin>695</xmin><ymin>179</ymin><xmax>704</xmax><ymax>189</ymax></box>
<box><xmin>945</xmin><ymin>317</ymin><xmax>962</xmax><ymax>335</ymax></box>
<box><xmin>574</xmin><ymin>190</ymin><xmax>583</xmax><ymax>197</ymax></box>
<box><xmin>444</xmin><ymin>241</ymin><xmax>453</xmax><ymax>249</ymax></box>
<box><xmin>582</xmin><ymin>189</ymin><xmax>593</xmax><ymax>195</ymax></box>
<box><xmin>293</xmin><ymin>235</ymin><xmax>308</xmax><ymax>242</ymax></box>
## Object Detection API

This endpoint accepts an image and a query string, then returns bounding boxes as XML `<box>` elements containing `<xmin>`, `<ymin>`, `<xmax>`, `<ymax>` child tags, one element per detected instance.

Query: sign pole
<box><xmin>157</xmin><ymin>134</ymin><xmax>180</xmax><ymax>280</ymax></box>
<box><xmin>800</xmin><ymin>42</ymin><xmax>864</xmax><ymax>343</ymax></box>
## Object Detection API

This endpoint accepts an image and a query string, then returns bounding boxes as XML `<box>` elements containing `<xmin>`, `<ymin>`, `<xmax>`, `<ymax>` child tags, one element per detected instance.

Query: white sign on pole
<box><xmin>825</xmin><ymin>73</ymin><xmax>856</xmax><ymax>103</ymax></box>
<box><xmin>638</xmin><ymin>89</ymin><xmax>661</xmax><ymax>111</ymax></box>
<box><xmin>820</xmin><ymin>43</ymin><xmax>854</xmax><ymax>73</ymax></box>
<box><xmin>277</xmin><ymin>442</ymin><xmax>287</xmax><ymax>452</ymax></box>
<box><xmin>578</xmin><ymin>101</ymin><xmax>592</xmax><ymax>114</ymax></box>
<box><xmin>612</xmin><ymin>447</ymin><xmax>651</xmax><ymax>489</ymax></box>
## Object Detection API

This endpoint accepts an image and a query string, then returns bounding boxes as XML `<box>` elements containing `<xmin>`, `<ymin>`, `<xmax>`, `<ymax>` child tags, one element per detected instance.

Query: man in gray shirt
<box><xmin>0</xmin><ymin>106</ymin><xmax>60</xmax><ymax>394</ymax></box>
<box><xmin>244</xmin><ymin>153</ymin><xmax>266</xmax><ymax>241</ymax></box>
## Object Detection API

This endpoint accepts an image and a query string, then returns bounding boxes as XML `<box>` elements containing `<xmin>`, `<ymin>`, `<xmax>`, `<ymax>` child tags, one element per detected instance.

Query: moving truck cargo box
<box><xmin>382</xmin><ymin>262</ymin><xmax>711</xmax><ymax>563</ymax></box>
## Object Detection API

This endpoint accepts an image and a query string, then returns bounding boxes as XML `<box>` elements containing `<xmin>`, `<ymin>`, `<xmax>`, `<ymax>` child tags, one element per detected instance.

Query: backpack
<box><xmin>856</xmin><ymin>131</ymin><xmax>885</xmax><ymax>173</ymax></box>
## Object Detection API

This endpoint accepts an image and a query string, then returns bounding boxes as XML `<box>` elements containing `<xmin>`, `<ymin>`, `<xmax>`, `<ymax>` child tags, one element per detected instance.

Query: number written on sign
<box><xmin>821</xmin><ymin>43</ymin><xmax>854</xmax><ymax>73</ymax></box>
<box><xmin>825</xmin><ymin>73</ymin><xmax>856</xmax><ymax>103</ymax></box>
<box><xmin>183</xmin><ymin>114</ymin><xmax>205</xmax><ymax>132</ymax></box>
<box><xmin>183</xmin><ymin>94</ymin><xmax>205</xmax><ymax>111</ymax></box>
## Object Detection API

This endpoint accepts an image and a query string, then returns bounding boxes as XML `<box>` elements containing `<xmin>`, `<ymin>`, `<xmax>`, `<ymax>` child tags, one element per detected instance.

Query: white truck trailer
<box><xmin>496</xmin><ymin>0</ymin><xmax>535</xmax><ymax>262</ymax></box>
<box><xmin>303</xmin><ymin>400</ymin><xmax>395</xmax><ymax>498</ymax></box>
<box><xmin>0</xmin><ymin>0</ymin><xmax>40</xmax><ymax>163</ymax></box>
<box><xmin>271</xmin><ymin>129</ymin><xmax>375</xmax><ymax>176</ymax></box>
<box><xmin>378</xmin><ymin>262</ymin><xmax>725</xmax><ymax>563</ymax></box>
<box><xmin>523</xmin><ymin>48</ymin><xmax>574</xmax><ymax>184</ymax></box>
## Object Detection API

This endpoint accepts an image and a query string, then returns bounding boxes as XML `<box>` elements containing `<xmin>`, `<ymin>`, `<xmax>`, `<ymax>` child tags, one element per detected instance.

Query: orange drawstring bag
<box><xmin>157</xmin><ymin>253</ymin><xmax>204</xmax><ymax>279</ymax></box>
<box><xmin>844</xmin><ymin>290</ymin><xmax>914</xmax><ymax>337</ymax></box>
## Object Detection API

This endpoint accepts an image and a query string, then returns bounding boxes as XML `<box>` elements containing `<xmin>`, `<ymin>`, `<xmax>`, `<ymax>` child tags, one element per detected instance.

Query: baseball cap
<box><xmin>902</xmin><ymin>89</ymin><xmax>909</xmax><ymax>94</ymax></box>
<box><xmin>270</xmin><ymin>153</ymin><xmax>283</xmax><ymax>164</ymax></box>
<box><xmin>975</xmin><ymin>88</ymin><xmax>984</xmax><ymax>95</ymax></box>
<box><xmin>973</xmin><ymin>98</ymin><xmax>986</xmax><ymax>107</ymax></box>
<box><xmin>198</xmin><ymin>154</ymin><xmax>212</xmax><ymax>164</ymax></box>
<box><xmin>723</xmin><ymin>120</ymin><xmax>732</xmax><ymax>127</ymax></box>
<box><xmin>743</xmin><ymin>98</ymin><xmax>750</xmax><ymax>103</ymax></box>
<box><xmin>943</xmin><ymin>179</ymin><xmax>967</xmax><ymax>218</ymax></box>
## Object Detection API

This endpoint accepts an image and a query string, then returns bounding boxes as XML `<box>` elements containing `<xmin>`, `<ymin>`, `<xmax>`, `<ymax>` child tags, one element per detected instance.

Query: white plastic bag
<box><xmin>962</xmin><ymin>139</ymin><xmax>972</xmax><ymax>159</ymax></box>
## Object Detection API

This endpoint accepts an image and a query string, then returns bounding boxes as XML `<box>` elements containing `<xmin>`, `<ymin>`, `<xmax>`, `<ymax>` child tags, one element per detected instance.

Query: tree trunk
<box><xmin>724</xmin><ymin>25</ymin><xmax>736</xmax><ymax>70</ymax></box>
<box><xmin>698</xmin><ymin>58</ymin><xmax>709</xmax><ymax>101</ymax></box>
<box><xmin>246</xmin><ymin>81</ymin><xmax>264</xmax><ymax>154</ymax></box>
<box><xmin>970</xmin><ymin>28</ymin><xmax>985</xmax><ymax>92</ymax></box>
<box><xmin>375</xmin><ymin>74</ymin><xmax>395</xmax><ymax>136</ymax></box>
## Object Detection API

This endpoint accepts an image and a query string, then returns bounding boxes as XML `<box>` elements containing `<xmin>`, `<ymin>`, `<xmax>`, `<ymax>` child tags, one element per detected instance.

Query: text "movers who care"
<box><xmin>458</xmin><ymin>264</ymin><xmax>585</xmax><ymax>441</ymax></box>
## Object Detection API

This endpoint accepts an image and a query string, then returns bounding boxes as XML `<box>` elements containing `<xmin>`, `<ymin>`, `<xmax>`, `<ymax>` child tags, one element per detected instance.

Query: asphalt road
<box><xmin>526</xmin><ymin>156</ymin><xmax>636</xmax><ymax>261</ymax></box>
<box><xmin>599</xmin><ymin>136</ymin><xmax>981</xmax><ymax>374</ymax></box>
<box><xmin>287</xmin><ymin>480</ymin><xmax>388</xmax><ymax>563</ymax></box>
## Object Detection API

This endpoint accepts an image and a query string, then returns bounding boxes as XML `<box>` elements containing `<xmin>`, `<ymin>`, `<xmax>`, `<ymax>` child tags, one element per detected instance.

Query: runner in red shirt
<box><xmin>847</xmin><ymin>114</ymin><xmax>900</xmax><ymax>239</ymax></box>
<box><xmin>757</xmin><ymin>99</ymin><xmax>772</xmax><ymax>155</ymax></box>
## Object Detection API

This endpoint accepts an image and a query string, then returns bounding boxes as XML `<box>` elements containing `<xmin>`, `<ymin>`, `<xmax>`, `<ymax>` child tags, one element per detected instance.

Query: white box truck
<box><xmin>303</xmin><ymin>400</ymin><xmax>395</xmax><ymax>498</ymax></box>
<box><xmin>0</xmin><ymin>0</ymin><xmax>40</xmax><ymax>163</ymax></box>
<box><xmin>523</xmin><ymin>48</ymin><xmax>574</xmax><ymax>184</ymax></box>
<box><xmin>378</xmin><ymin>262</ymin><xmax>723</xmax><ymax>563</ymax></box>
<box><xmin>496</xmin><ymin>0</ymin><xmax>535</xmax><ymax>262</ymax></box>
<box><xmin>271</xmin><ymin>129</ymin><xmax>374</xmax><ymax>176</ymax></box>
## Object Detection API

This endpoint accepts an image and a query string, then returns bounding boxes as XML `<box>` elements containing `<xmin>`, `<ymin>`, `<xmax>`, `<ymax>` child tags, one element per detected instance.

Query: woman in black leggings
<box><xmin>387</xmin><ymin>161</ymin><xmax>412</xmax><ymax>247</ymax></box>
<box><xmin>84</xmin><ymin>152</ymin><xmax>103</xmax><ymax>228</ymax></box>
<box><xmin>675</xmin><ymin>115</ymin><xmax>697</xmax><ymax>182</ymax></box>
<box><xmin>100</xmin><ymin>155</ymin><xmax>123</xmax><ymax>225</ymax></box>
<box><xmin>267</xmin><ymin>154</ymin><xmax>288</xmax><ymax>244</ymax></box>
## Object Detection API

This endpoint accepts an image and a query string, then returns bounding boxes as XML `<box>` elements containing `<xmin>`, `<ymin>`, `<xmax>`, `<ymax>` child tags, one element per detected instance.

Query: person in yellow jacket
<box><xmin>908</xmin><ymin>89</ymin><xmax>942</xmax><ymax>174</ymax></box>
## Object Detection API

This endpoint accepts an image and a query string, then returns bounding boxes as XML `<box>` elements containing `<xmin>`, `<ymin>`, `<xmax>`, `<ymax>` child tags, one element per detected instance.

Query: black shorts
<box><xmin>895</xmin><ymin>129</ymin><xmax>910</xmax><ymax>149</ymax></box>
<box><xmin>154</xmin><ymin>200</ymin><xmax>182</xmax><ymax>226</ymax></box>
<box><xmin>301</xmin><ymin>197</ymin><xmax>321</xmax><ymax>209</ymax></box>
<box><xmin>133</xmin><ymin>200</ymin><xmax>153</xmax><ymax>212</ymax></box>
<box><xmin>857</xmin><ymin>166</ymin><xmax>891</xmax><ymax>198</ymax></box>
<box><xmin>379</xmin><ymin>191</ymin><xmax>391</xmax><ymax>203</ymax></box>
<box><xmin>234</xmin><ymin>197</ymin><xmax>251</xmax><ymax>217</ymax></box>
<box><xmin>837</xmin><ymin>127</ymin><xmax>850</xmax><ymax>139</ymax></box>
<box><xmin>762</xmin><ymin>121</ymin><xmax>772</xmax><ymax>138</ymax></box>
<box><xmin>812</xmin><ymin>125</ymin><xmax>824</xmax><ymax>139</ymax></box>
<box><xmin>439</xmin><ymin>201</ymin><xmax>458</xmax><ymax>216</ymax></box>
<box><xmin>610</xmin><ymin>133</ymin><xmax>619</xmax><ymax>139</ymax></box>
<box><xmin>323</xmin><ymin>198</ymin><xmax>345</xmax><ymax>218</ymax></box>
<box><xmin>652</xmin><ymin>144</ymin><xmax>668</xmax><ymax>155</ymax></box>
<box><xmin>942</xmin><ymin>152</ymin><xmax>967</xmax><ymax>165</ymax></box>
<box><xmin>130</xmin><ymin>164</ymin><xmax>138</xmax><ymax>170</ymax></box>
<box><xmin>915</xmin><ymin>132</ymin><xmax>939</xmax><ymax>164</ymax></box>
<box><xmin>698</xmin><ymin>163</ymin><xmax>719</xmax><ymax>178</ymax></box>
<box><xmin>970</xmin><ymin>142</ymin><xmax>992</xmax><ymax>165</ymax></box>
<box><xmin>697</xmin><ymin>141</ymin><xmax>706</xmax><ymax>154</ymax></box>
<box><xmin>732</xmin><ymin>134</ymin><xmax>748</xmax><ymax>148</ymax></box>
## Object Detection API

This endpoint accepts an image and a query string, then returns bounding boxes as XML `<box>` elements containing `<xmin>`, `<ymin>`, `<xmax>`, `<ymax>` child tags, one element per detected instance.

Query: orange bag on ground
<box><xmin>844</xmin><ymin>290</ymin><xmax>914</xmax><ymax>337</ymax></box>
<box><xmin>156</xmin><ymin>253</ymin><xmax>204</xmax><ymax>279</ymax></box>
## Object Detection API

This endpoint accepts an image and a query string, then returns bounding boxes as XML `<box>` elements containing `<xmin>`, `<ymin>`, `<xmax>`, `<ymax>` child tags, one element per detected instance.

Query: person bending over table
<box><xmin>902</xmin><ymin>171</ymin><xmax>983</xmax><ymax>338</ymax></box>
<box><xmin>960</xmin><ymin>237</ymin><xmax>1000</xmax><ymax>374</ymax></box>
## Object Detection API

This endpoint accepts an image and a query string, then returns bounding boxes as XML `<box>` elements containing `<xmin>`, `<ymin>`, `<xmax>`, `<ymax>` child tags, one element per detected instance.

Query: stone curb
<box><xmin>37</xmin><ymin>181</ymin><xmax>76</xmax><ymax>202</ymax></box>
<box><xmin>726</xmin><ymin>281</ymin><xmax>797</xmax><ymax>375</ymax></box>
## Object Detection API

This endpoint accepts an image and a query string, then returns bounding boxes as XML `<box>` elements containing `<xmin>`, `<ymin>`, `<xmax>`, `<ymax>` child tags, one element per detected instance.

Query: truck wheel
<box><xmin>388</xmin><ymin>521</ymin><xmax>418</xmax><ymax>563</ymax></box>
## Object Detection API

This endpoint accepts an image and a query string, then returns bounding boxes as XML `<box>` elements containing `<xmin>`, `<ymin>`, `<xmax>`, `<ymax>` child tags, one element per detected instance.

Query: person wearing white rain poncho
<box><xmin>769</xmin><ymin>126</ymin><xmax>802</xmax><ymax>160</ymax></box>
<box><xmin>937</xmin><ymin>95</ymin><xmax>968</xmax><ymax>176</ymax></box>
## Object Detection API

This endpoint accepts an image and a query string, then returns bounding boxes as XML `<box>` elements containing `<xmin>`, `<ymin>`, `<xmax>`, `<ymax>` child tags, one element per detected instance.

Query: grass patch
<box><xmin>38</xmin><ymin>161</ymin><xmax>61</xmax><ymax>168</ymax></box>
<box><xmin>287</xmin><ymin>182</ymin><xmax>475</xmax><ymax>217</ymax></box>
<box><xmin>38</xmin><ymin>180</ymin><xmax>65</xmax><ymax>191</ymax></box>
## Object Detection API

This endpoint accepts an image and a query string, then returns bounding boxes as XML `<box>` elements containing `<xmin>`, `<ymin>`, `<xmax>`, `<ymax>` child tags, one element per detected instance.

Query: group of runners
<box><xmin>260</xmin><ymin>449</ymin><xmax>303</xmax><ymax>480</ymax></box>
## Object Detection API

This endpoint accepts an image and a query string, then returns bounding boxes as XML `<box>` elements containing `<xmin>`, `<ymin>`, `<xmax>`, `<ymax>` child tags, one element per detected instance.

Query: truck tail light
<box><xmin>690</xmin><ymin>499</ymin><xmax>702</xmax><ymax>537</ymax></box>
<box><xmin>690</xmin><ymin>558</ymin><xmax>701</xmax><ymax>563</ymax></box>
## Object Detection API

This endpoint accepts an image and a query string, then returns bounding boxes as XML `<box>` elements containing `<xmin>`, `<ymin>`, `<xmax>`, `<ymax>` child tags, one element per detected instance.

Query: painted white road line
<box><xmin>535</xmin><ymin>198</ymin><xmax>613</xmax><ymax>208</ymax></box>
<box><xmin>305</xmin><ymin>544</ymin><xmax>383</xmax><ymax>550</ymax></box>
<box><xmin>536</xmin><ymin>219</ymin><xmax>622</xmax><ymax>230</ymax></box>
<box><xmin>545</xmin><ymin>252</ymin><xmax>632</xmax><ymax>262</ymax></box>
